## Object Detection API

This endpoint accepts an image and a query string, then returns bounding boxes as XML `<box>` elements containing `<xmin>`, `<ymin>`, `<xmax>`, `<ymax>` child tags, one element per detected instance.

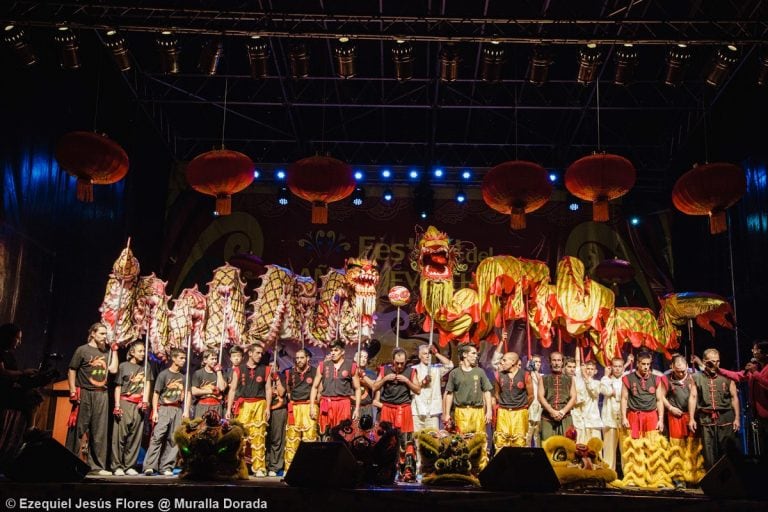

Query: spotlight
<box><xmin>381</xmin><ymin>168</ymin><xmax>392</xmax><ymax>179</ymax></box>
<box><xmin>548</xmin><ymin>172</ymin><xmax>558</xmax><ymax>183</ymax></box>
<box><xmin>613</xmin><ymin>43</ymin><xmax>638</xmax><ymax>86</ymax></box>
<box><xmin>392</xmin><ymin>40</ymin><xmax>414</xmax><ymax>82</ymax></box>
<box><xmin>433</xmin><ymin>167</ymin><xmax>444</xmax><ymax>179</ymax></box>
<box><xmin>288</xmin><ymin>42</ymin><xmax>309</xmax><ymax>79</ymax></box>
<box><xmin>54</xmin><ymin>26</ymin><xmax>80</xmax><ymax>70</ymax></box>
<box><xmin>335</xmin><ymin>38</ymin><xmax>356</xmax><ymax>79</ymax></box>
<box><xmin>577</xmin><ymin>43</ymin><xmax>601</xmax><ymax>85</ymax></box>
<box><xmin>278</xmin><ymin>187</ymin><xmax>290</xmax><ymax>205</ymax></box>
<box><xmin>461</xmin><ymin>170</ymin><xmax>472</xmax><ymax>180</ymax></box>
<box><xmin>253</xmin><ymin>170</ymin><xmax>261</xmax><ymax>179</ymax></box>
<box><xmin>481</xmin><ymin>41</ymin><xmax>505</xmax><ymax>83</ymax></box>
<box><xmin>439</xmin><ymin>43</ymin><xmax>459</xmax><ymax>82</ymax></box>
<box><xmin>3</xmin><ymin>24</ymin><xmax>36</xmax><ymax>66</ymax></box>
<box><xmin>103</xmin><ymin>30</ymin><xmax>131</xmax><ymax>72</ymax></box>
<box><xmin>706</xmin><ymin>45</ymin><xmax>739</xmax><ymax>87</ymax></box>
<box><xmin>156</xmin><ymin>31</ymin><xmax>180</xmax><ymax>74</ymax></box>
<box><xmin>275</xmin><ymin>169</ymin><xmax>286</xmax><ymax>180</ymax></box>
<box><xmin>246</xmin><ymin>36</ymin><xmax>269</xmax><ymax>79</ymax></box>
<box><xmin>351</xmin><ymin>186</ymin><xmax>366</xmax><ymax>206</ymax></box>
<box><xmin>354</xmin><ymin>170</ymin><xmax>364</xmax><ymax>181</ymax></box>
<box><xmin>630</xmin><ymin>216</ymin><xmax>640</xmax><ymax>226</ymax></box>
<box><xmin>528</xmin><ymin>46</ymin><xmax>553</xmax><ymax>86</ymax></box>
<box><xmin>455</xmin><ymin>188</ymin><xmax>467</xmax><ymax>203</ymax></box>
<box><xmin>408</xmin><ymin>169</ymin><xmax>419</xmax><ymax>179</ymax></box>
<box><xmin>383</xmin><ymin>188</ymin><xmax>394</xmax><ymax>202</ymax></box>
<box><xmin>199</xmin><ymin>37</ymin><xmax>224</xmax><ymax>75</ymax></box>
<box><xmin>414</xmin><ymin>181</ymin><xmax>434</xmax><ymax>219</ymax></box>
<box><xmin>569</xmin><ymin>201</ymin><xmax>580</xmax><ymax>211</ymax></box>
<box><xmin>758</xmin><ymin>51</ymin><xmax>768</xmax><ymax>86</ymax></box>
<box><xmin>663</xmin><ymin>43</ymin><xmax>692</xmax><ymax>87</ymax></box>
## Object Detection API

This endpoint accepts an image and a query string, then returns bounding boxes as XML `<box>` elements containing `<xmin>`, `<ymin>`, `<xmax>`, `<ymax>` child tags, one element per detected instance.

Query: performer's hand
<box><xmin>357</xmin><ymin>368</ymin><xmax>366</xmax><ymax>379</ymax></box>
<box><xmin>213</xmin><ymin>364</ymin><xmax>222</xmax><ymax>373</ymax></box>
<box><xmin>309</xmin><ymin>404</ymin><xmax>318</xmax><ymax>420</ymax></box>
<box><xmin>604</xmin><ymin>367</ymin><xmax>611</xmax><ymax>377</ymax></box>
<box><xmin>485</xmin><ymin>410</ymin><xmax>493</xmax><ymax>424</ymax></box>
<box><xmin>138</xmin><ymin>402</ymin><xmax>149</xmax><ymax>413</ymax></box>
<box><xmin>688</xmin><ymin>418</ymin><xmax>697</xmax><ymax>433</ymax></box>
<box><xmin>265</xmin><ymin>408</ymin><xmax>271</xmax><ymax>422</ymax></box>
<box><xmin>113</xmin><ymin>407</ymin><xmax>123</xmax><ymax>418</ymax></box>
<box><xmin>627</xmin><ymin>354</ymin><xmax>634</xmax><ymax>364</ymax></box>
<box><xmin>212</xmin><ymin>386</ymin><xmax>220</xmax><ymax>395</ymax></box>
<box><xmin>656</xmin><ymin>419</ymin><xmax>664</xmax><ymax>432</ymax></box>
<box><xmin>271</xmin><ymin>372</ymin><xmax>279</xmax><ymax>381</ymax></box>
<box><xmin>111</xmin><ymin>343</ymin><xmax>120</xmax><ymax>352</ymax></box>
<box><xmin>23</xmin><ymin>368</ymin><xmax>39</xmax><ymax>377</ymax></box>
<box><xmin>385</xmin><ymin>373</ymin><xmax>397</xmax><ymax>382</ymax></box>
<box><xmin>745</xmin><ymin>362</ymin><xmax>758</xmax><ymax>373</ymax></box>
<box><xmin>622</xmin><ymin>417</ymin><xmax>630</xmax><ymax>429</ymax></box>
<box><xmin>691</xmin><ymin>355</ymin><xmax>702</xmax><ymax>367</ymax></box>
<box><xmin>352</xmin><ymin>407</ymin><xmax>359</xmax><ymax>421</ymax></box>
<box><xmin>669</xmin><ymin>406</ymin><xmax>683</xmax><ymax>418</ymax></box>
<box><xmin>422</xmin><ymin>375</ymin><xmax>432</xmax><ymax>387</ymax></box>
<box><xmin>182</xmin><ymin>412</ymin><xmax>189</xmax><ymax>420</ymax></box>
<box><xmin>395</xmin><ymin>374</ymin><xmax>408</xmax><ymax>383</ymax></box>
<box><xmin>69</xmin><ymin>391</ymin><xmax>79</xmax><ymax>404</ymax></box>
<box><xmin>429</xmin><ymin>345</ymin><xmax>438</xmax><ymax>355</ymax></box>
<box><xmin>152</xmin><ymin>410</ymin><xmax>159</xmax><ymax>424</ymax></box>
<box><xmin>733</xmin><ymin>418</ymin><xmax>741</xmax><ymax>432</ymax></box>
<box><xmin>225</xmin><ymin>409</ymin><xmax>232</xmax><ymax>420</ymax></box>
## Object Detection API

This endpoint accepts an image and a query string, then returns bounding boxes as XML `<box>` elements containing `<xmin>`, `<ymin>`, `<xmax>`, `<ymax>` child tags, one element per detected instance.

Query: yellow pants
<box><xmin>619</xmin><ymin>430</ymin><xmax>673</xmax><ymax>488</ymax></box>
<box><xmin>667</xmin><ymin>437</ymin><xmax>705</xmax><ymax>486</ymax></box>
<box><xmin>494</xmin><ymin>408</ymin><xmax>528</xmax><ymax>451</ymax></box>
<box><xmin>453</xmin><ymin>407</ymin><xmax>488</xmax><ymax>470</ymax></box>
<box><xmin>284</xmin><ymin>403</ymin><xmax>318</xmax><ymax>471</ymax></box>
<box><xmin>236</xmin><ymin>400</ymin><xmax>268</xmax><ymax>473</ymax></box>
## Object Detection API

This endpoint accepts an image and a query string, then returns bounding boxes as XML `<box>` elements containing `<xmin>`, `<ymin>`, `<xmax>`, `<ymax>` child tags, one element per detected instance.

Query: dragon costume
<box><xmin>167</xmin><ymin>285</ymin><xmax>207</xmax><ymax>355</ymax></box>
<box><xmin>99</xmin><ymin>242</ymin><xmax>140</xmax><ymax>347</ymax></box>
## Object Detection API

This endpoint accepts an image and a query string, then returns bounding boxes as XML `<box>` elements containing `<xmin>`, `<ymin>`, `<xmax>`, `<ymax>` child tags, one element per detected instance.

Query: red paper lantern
<box><xmin>186</xmin><ymin>149</ymin><xmax>254</xmax><ymax>215</ymax></box>
<box><xmin>565</xmin><ymin>153</ymin><xmax>636</xmax><ymax>221</ymax></box>
<box><xmin>482</xmin><ymin>160</ymin><xmax>552</xmax><ymax>230</ymax></box>
<box><xmin>672</xmin><ymin>162</ymin><xmax>745</xmax><ymax>235</ymax></box>
<box><xmin>54</xmin><ymin>131</ymin><xmax>129</xmax><ymax>202</ymax></box>
<box><xmin>287</xmin><ymin>155</ymin><xmax>355</xmax><ymax>224</ymax></box>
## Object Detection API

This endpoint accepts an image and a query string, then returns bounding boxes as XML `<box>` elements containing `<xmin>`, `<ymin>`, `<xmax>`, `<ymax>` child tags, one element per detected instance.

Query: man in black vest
<box><xmin>284</xmin><ymin>348</ymin><xmax>318</xmax><ymax>471</ymax></box>
<box><xmin>538</xmin><ymin>351</ymin><xmax>576</xmax><ymax>441</ymax></box>
<box><xmin>493</xmin><ymin>351</ymin><xmax>533</xmax><ymax>450</ymax></box>
<box><xmin>662</xmin><ymin>354</ymin><xmax>702</xmax><ymax>488</ymax></box>
<box><xmin>310</xmin><ymin>339</ymin><xmax>361</xmax><ymax>440</ymax></box>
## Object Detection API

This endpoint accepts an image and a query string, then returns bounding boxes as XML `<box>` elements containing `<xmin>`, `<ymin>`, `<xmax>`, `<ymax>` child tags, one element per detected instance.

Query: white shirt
<box><xmin>599</xmin><ymin>375</ymin><xmax>624</xmax><ymax>429</ymax></box>
<box><xmin>411</xmin><ymin>361</ymin><xmax>453</xmax><ymax>417</ymax></box>
<box><xmin>573</xmin><ymin>374</ymin><xmax>603</xmax><ymax>429</ymax></box>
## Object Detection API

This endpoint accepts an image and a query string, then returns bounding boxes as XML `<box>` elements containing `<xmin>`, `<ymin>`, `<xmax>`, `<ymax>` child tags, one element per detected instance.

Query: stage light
<box><xmin>706</xmin><ymin>45</ymin><xmax>739</xmax><ymax>87</ymax></box>
<box><xmin>630</xmin><ymin>216</ymin><xmax>640</xmax><ymax>226</ymax></box>
<box><xmin>758</xmin><ymin>51</ymin><xmax>768</xmax><ymax>86</ymax></box>
<box><xmin>351</xmin><ymin>186</ymin><xmax>366</xmax><ymax>206</ymax></box>
<box><xmin>278</xmin><ymin>187</ymin><xmax>290</xmax><ymax>205</ymax></box>
<box><xmin>392</xmin><ymin>39</ymin><xmax>414</xmax><ymax>82</ymax></box>
<box><xmin>246</xmin><ymin>36</ymin><xmax>269</xmax><ymax>79</ymax></box>
<box><xmin>433</xmin><ymin>167</ymin><xmax>444</xmax><ymax>179</ymax></box>
<box><xmin>481</xmin><ymin>41</ymin><xmax>505</xmax><ymax>83</ymax></box>
<box><xmin>275</xmin><ymin>169</ymin><xmax>286</xmax><ymax>180</ymax></box>
<box><xmin>528</xmin><ymin>46</ymin><xmax>553</xmax><ymax>86</ymax></box>
<box><xmin>663</xmin><ymin>43</ymin><xmax>692</xmax><ymax>87</ymax></box>
<box><xmin>455</xmin><ymin>188</ymin><xmax>467</xmax><ymax>203</ymax></box>
<box><xmin>54</xmin><ymin>26</ymin><xmax>80</xmax><ymax>70</ymax></box>
<box><xmin>613</xmin><ymin>43</ymin><xmax>638</xmax><ymax>86</ymax></box>
<box><xmin>156</xmin><ymin>31</ymin><xmax>180</xmax><ymax>74</ymax></box>
<box><xmin>439</xmin><ymin>43</ymin><xmax>459</xmax><ymax>82</ymax></box>
<box><xmin>461</xmin><ymin>170</ymin><xmax>472</xmax><ymax>180</ymax></box>
<box><xmin>548</xmin><ymin>172</ymin><xmax>558</xmax><ymax>183</ymax></box>
<box><xmin>103</xmin><ymin>30</ymin><xmax>131</xmax><ymax>72</ymax></box>
<box><xmin>569</xmin><ymin>202</ymin><xmax>580</xmax><ymax>211</ymax></box>
<box><xmin>288</xmin><ymin>42</ymin><xmax>309</xmax><ymax>79</ymax></box>
<box><xmin>354</xmin><ymin>170</ymin><xmax>364</xmax><ymax>181</ymax></box>
<box><xmin>414</xmin><ymin>181</ymin><xmax>434</xmax><ymax>219</ymax></box>
<box><xmin>335</xmin><ymin>38</ymin><xmax>356</xmax><ymax>79</ymax></box>
<box><xmin>576</xmin><ymin>43</ymin><xmax>601</xmax><ymax>85</ymax></box>
<box><xmin>253</xmin><ymin>170</ymin><xmax>261</xmax><ymax>179</ymax></box>
<box><xmin>381</xmin><ymin>168</ymin><xmax>392</xmax><ymax>179</ymax></box>
<box><xmin>420</xmin><ymin>211</ymin><xmax>428</xmax><ymax>219</ymax></box>
<box><xmin>3</xmin><ymin>24</ymin><xmax>37</xmax><ymax>66</ymax></box>
<box><xmin>409</xmin><ymin>169</ymin><xmax>419</xmax><ymax>179</ymax></box>
<box><xmin>199</xmin><ymin>37</ymin><xmax>224</xmax><ymax>75</ymax></box>
<box><xmin>383</xmin><ymin>188</ymin><xmax>393</xmax><ymax>202</ymax></box>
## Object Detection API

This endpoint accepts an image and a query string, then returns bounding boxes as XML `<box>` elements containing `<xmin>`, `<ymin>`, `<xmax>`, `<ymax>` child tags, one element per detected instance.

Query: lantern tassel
<box><xmin>76</xmin><ymin>177</ymin><xmax>94</xmax><ymax>202</ymax></box>
<box><xmin>215</xmin><ymin>194</ymin><xmax>232</xmax><ymax>216</ymax></box>
<box><xmin>593</xmin><ymin>199</ymin><xmax>609</xmax><ymax>222</ymax></box>
<box><xmin>311</xmin><ymin>201</ymin><xmax>329</xmax><ymax>224</ymax></box>
<box><xmin>709</xmin><ymin>210</ymin><xmax>727</xmax><ymax>235</ymax></box>
<box><xmin>510</xmin><ymin>208</ymin><xmax>527</xmax><ymax>230</ymax></box>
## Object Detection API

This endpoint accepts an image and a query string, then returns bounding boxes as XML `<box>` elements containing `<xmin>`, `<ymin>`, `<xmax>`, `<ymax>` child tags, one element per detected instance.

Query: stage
<box><xmin>1</xmin><ymin>475</ymin><xmax>765</xmax><ymax>512</ymax></box>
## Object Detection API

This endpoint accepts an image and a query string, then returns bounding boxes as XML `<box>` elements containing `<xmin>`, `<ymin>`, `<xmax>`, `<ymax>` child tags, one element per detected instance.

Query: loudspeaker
<box><xmin>479</xmin><ymin>447</ymin><xmax>560</xmax><ymax>492</ymax></box>
<box><xmin>284</xmin><ymin>441</ymin><xmax>359</xmax><ymax>488</ymax></box>
<box><xmin>7</xmin><ymin>438</ymin><xmax>90</xmax><ymax>482</ymax></box>
<box><xmin>700</xmin><ymin>454</ymin><xmax>768</xmax><ymax>499</ymax></box>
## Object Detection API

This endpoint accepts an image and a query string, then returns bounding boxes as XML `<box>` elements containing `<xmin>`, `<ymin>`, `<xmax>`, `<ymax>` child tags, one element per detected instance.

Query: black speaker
<box><xmin>284</xmin><ymin>442</ymin><xmax>360</xmax><ymax>488</ymax></box>
<box><xmin>479</xmin><ymin>447</ymin><xmax>560</xmax><ymax>492</ymax></box>
<box><xmin>7</xmin><ymin>438</ymin><xmax>90</xmax><ymax>482</ymax></box>
<box><xmin>700</xmin><ymin>454</ymin><xmax>768</xmax><ymax>499</ymax></box>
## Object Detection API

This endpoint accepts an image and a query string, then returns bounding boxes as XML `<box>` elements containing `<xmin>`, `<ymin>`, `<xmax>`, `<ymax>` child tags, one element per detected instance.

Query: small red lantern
<box><xmin>186</xmin><ymin>149</ymin><xmax>254</xmax><ymax>215</ymax></box>
<box><xmin>54</xmin><ymin>131</ymin><xmax>129</xmax><ymax>202</ymax></box>
<box><xmin>482</xmin><ymin>160</ymin><xmax>552</xmax><ymax>230</ymax></box>
<box><xmin>672</xmin><ymin>162</ymin><xmax>745</xmax><ymax>235</ymax></box>
<box><xmin>565</xmin><ymin>153</ymin><xmax>636</xmax><ymax>221</ymax></box>
<box><xmin>287</xmin><ymin>155</ymin><xmax>355</xmax><ymax>224</ymax></box>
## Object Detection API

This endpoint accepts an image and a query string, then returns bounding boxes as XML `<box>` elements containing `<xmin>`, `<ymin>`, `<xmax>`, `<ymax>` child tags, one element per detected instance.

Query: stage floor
<box><xmin>1</xmin><ymin>475</ymin><xmax>764</xmax><ymax>512</ymax></box>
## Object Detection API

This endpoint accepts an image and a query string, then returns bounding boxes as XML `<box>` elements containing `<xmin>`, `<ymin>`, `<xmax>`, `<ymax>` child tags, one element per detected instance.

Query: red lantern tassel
<box><xmin>593</xmin><ymin>199</ymin><xmax>609</xmax><ymax>222</ymax></box>
<box><xmin>76</xmin><ymin>177</ymin><xmax>94</xmax><ymax>202</ymax></box>
<box><xmin>709</xmin><ymin>210</ymin><xmax>727</xmax><ymax>235</ymax></box>
<box><xmin>510</xmin><ymin>208</ymin><xmax>526</xmax><ymax>230</ymax></box>
<box><xmin>311</xmin><ymin>201</ymin><xmax>329</xmax><ymax>224</ymax></box>
<box><xmin>215</xmin><ymin>194</ymin><xmax>232</xmax><ymax>215</ymax></box>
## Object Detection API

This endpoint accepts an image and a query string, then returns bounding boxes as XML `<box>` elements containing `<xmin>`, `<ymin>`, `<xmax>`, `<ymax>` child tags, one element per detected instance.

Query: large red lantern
<box><xmin>186</xmin><ymin>149</ymin><xmax>254</xmax><ymax>215</ymax></box>
<box><xmin>287</xmin><ymin>155</ymin><xmax>355</xmax><ymax>224</ymax></box>
<box><xmin>54</xmin><ymin>131</ymin><xmax>129</xmax><ymax>202</ymax></box>
<box><xmin>672</xmin><ymin>162</ymin><xmax>745</xmax><ymax>235</ymax></box>
<box><xmin>482</xmin><ymin>160</ymin><xmax>552</xmax><ymax>230</ymax></box>
<box><xmin>565</xmin><ymin>153</ymin><xmax>636</xmax><ymax>221</ymax></box>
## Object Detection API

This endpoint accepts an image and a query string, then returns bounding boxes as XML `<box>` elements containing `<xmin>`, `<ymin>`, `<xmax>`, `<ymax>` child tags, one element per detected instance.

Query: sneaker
<box><xmin>254</xmin><ymin>470</ymin><xmax>266</xmax><ymax>477</ymax></box>
<box><xmin>162</xmin><ymin>469</ymin><xmax>174</xmax><ymax>476</ymax></box>
<box><xmin>143</xmin><ymin>469</ymin><xmax>154</xmax><ymax>476</ymax></box>
<box><xmin>91</xmin><ymin>470</ymin><xmax>112</xmax><ymax>477</ymax></box>
<box><xmin>113</xmin><ymin>469</ymin><xmax>125</xmax><ymax>476</ymax></box>
<box><xmin>267</xmin><ymin>471</ymin><xmax>277</xmax><ymax>477</ymax></box>
<box><xmin>125</xmin><ymin>468</ymin><xmax>139</xmax><ymax>476</ymax></box>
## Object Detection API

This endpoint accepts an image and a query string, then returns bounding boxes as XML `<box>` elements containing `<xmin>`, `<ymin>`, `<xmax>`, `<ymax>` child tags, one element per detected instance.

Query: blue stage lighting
<box><xmin>548</xmin><ymin>172</ymin><xmax>558</xmax><ymax>183</ymax></box>
<box><xmin>420</xmin><ymin>211</ymin><xmax>428</xmax><ymax>219</ymax></box>
<box><xmin>630</xmin><ymin>216</ymin><xmax>640</xmax><ymax>226</ymax></box>
<box><xmin>569</xmin><ymin>202</ymin><xmax>579</xmax><ymax>211</ymax></box>
<box><xmin>383</xmin><ymin>188</ymin><xmax>393</xmax><ymax>202</ymax></box>
<box><xmin>434</xmin><ymin>167</ymin><xmax>444</xmax><ymax>178</ymax></box>
<box><xmin>462</xmin><ymin>170</ymin><xmax>472</xmax><ymax>180</ymax></box>
<box><xmin>275</xmin><ymin>169</ymin><xmax>286</xmax><ymax>180</ymax></box>
<box><xmin>354</xmin><ymin>170</ymin><xmax>364</xmax><ymax>181</ymax></box>
<box><xmin>381</xmin><ymin>168</ymin><xmax>392</xmax><ymax>179</ymax></box>
<box><xmin>278</xmin><ymin>187</ymin><xmax>289</xmax><ymax>205</ymax></box>
<box><xmin>409</xmin><ymin>169</ymin><xmax>419</xmax><ymax>179</ymax></box>
<box><xmin>253</xmin><ymin>170</ymin><xmax>260</xmax><ymax>179</ymax></box>
<box><xmin>456</xmin><ymin>189</ymin><xmax>466</xmax><ymax>203</ymax></box>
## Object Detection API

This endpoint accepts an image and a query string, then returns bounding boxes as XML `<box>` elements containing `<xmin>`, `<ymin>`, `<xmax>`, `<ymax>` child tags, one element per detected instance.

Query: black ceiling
<box><xmin>2</xmin><ymin>1</ymin><xmax>768</xmax><ymax>201</ymax></box>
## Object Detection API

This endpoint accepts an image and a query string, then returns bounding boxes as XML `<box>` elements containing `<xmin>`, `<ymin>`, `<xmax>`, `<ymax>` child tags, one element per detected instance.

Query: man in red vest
<box><xmin>309</xmin><ymin>339</ymin><xmax>362</xmax><ymax>440</ymax></box>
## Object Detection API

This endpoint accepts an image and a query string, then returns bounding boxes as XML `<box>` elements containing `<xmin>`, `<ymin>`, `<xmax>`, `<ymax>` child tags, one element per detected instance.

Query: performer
<box><xmin>526</xmin><ymin>354</ymin><xmax>543</xmax><ymax>447</ymax></box>
<box><xmin>573</xmin><ymin>357</ymin><xmax>603</xmax><ymax>444</ymax></box>
<box><xmin>355</xmin><ymin>348</ymin><xmax>377</xmax><ymax>422</ymax></box>
<box><xmin>65</xmin><ymin>322</ymin><xmax>118</xmax><ymax>476</ymax></box>
<box><xmin>143</xmin><ymin>348</ymin><xmax>188</xmax><ymax>476</ymax></box>
<box><xmin>689</xmin><ymin>348</ymin><xmax>741</xmax><ymax>469</ymax></box>
<box><xmin>224</xmin><ymin>345</ymin><xmax>244</xmax><ymax>395</ymax></box>
<box><xmin>411</xmin><ymin>344</ymin><xmax>453</xmax><ymax>432</ymax></box>
<box><xmin>537</xmin><ymin>351</ymin><xmax>576</xmax><ymax>441</ymax></box>
<box><xmin>309</xmin><ymin>339</ymin><xmax>361</xmax><ymax>441</ymax></box>
<box><xmin>284</xmin><ymin>348</ymin><xmax>318</xmax><ymax>472</ymax></box>
<box><xmin>371</xmin><ymin>347</ymin><xmax>421</xmax><ymax>482</ymax></box>
<box><xmin>226</xmin><ymin>342</ymin><xmax>272</xmax><ymax>477</ymax></box>
<box><xmin>600</xmin><ymin>356</ymin><xmax>628</xmax><ymax>471</ymax></box>
<box><xmin>111</xmin><ymin>340</ymin><xmax>152</xmax><ymax>476</ymax></box>
<box><xmin>190</xmin><ymin>349</ymin><xmax>226</xmax><ymax>419</ymax></box>
<box><xmin>266</xmin><ymin>357</ymin><xmax>287</xmax><ymax>477</ymax></box>
<box><xmin>662</xmin><ymin>354</ymin><xmax>703</xmax><ymax>488</ymax></box>
<box><xmin>493</xmin><ymin>351</ymin><xmax>533</xmax><ymax>450</ymax></box>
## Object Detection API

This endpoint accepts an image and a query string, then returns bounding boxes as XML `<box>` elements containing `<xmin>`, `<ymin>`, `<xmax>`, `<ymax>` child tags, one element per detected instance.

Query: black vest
<box><xmin>238</xmin><ymin>363</ymin><xmax>269</xmax><ymax>398</ymax></box>
<box><xmin>320</xmin><ymin>359</ymin><xmax>356</xmax><ymax>397</ymax></box>
<box><xmin>497</xmin><ymin>369</ymin><xmax>529</xmax><ymax>409</ymax></box>
<box><xmin>379</xmin><ymin>365</ymin><xmax>413</xmax><ymax>405</ymax></box>
<box><xmin>624</xmin><ymin>372</ymin><xmax>660</xmax><ymax>412</ymax></box>
<box><xmin>287</xmin><ymin>365</ymin><xmax>315</xmax><ymax>402</ymax></box>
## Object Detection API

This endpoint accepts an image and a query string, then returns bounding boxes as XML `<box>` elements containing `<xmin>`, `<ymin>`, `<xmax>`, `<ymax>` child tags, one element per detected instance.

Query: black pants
<box><xmin>111</xmin><ymin>400</ymin><xmax>146</xmax><ymax>471</ymax></box>
<box><xmin>65</xmin><ymin>388</ymin><xmax>109</xmax><ymax>471</ymax></box>
<box><xmin>698</xmin><ymin>414</ymin><xmax>740</xmax><ymax>469</ymax></box>
<box><xmin>266</xmin><ymin>407</ymin><xmax>287</xmax><ymax>472</ymax></box>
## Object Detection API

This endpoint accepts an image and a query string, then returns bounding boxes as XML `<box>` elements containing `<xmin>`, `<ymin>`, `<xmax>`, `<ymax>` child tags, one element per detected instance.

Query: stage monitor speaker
<box><xmin>284</xmin><ymin>441</ymin><xmax>359</xmax><ymax>488</ymax></box>
<box><xmin>700</xmin><ymin>454</ymin><xmax>768</xmax><ymax>499</ymax></box>
<box><xmin>479</xmin><ymin>447</ymin><xmax>560</xmax><ymax>492</ymax></box>
<box><xmin>7</xmin><ymin>438</ymin><xmax>90</xmax><ymax>482</ymax></box>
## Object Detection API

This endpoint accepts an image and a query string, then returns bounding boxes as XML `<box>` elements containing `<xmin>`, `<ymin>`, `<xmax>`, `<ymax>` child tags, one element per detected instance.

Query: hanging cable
<box><xmin>595</xmin><ymin>77</ymin><xmax>601</xmax><ymax>151</ymax></box>
<box><xmin>220</xmin><ymin>77</ymin><xmax>228</xmax><ymax>148</ymax></box>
